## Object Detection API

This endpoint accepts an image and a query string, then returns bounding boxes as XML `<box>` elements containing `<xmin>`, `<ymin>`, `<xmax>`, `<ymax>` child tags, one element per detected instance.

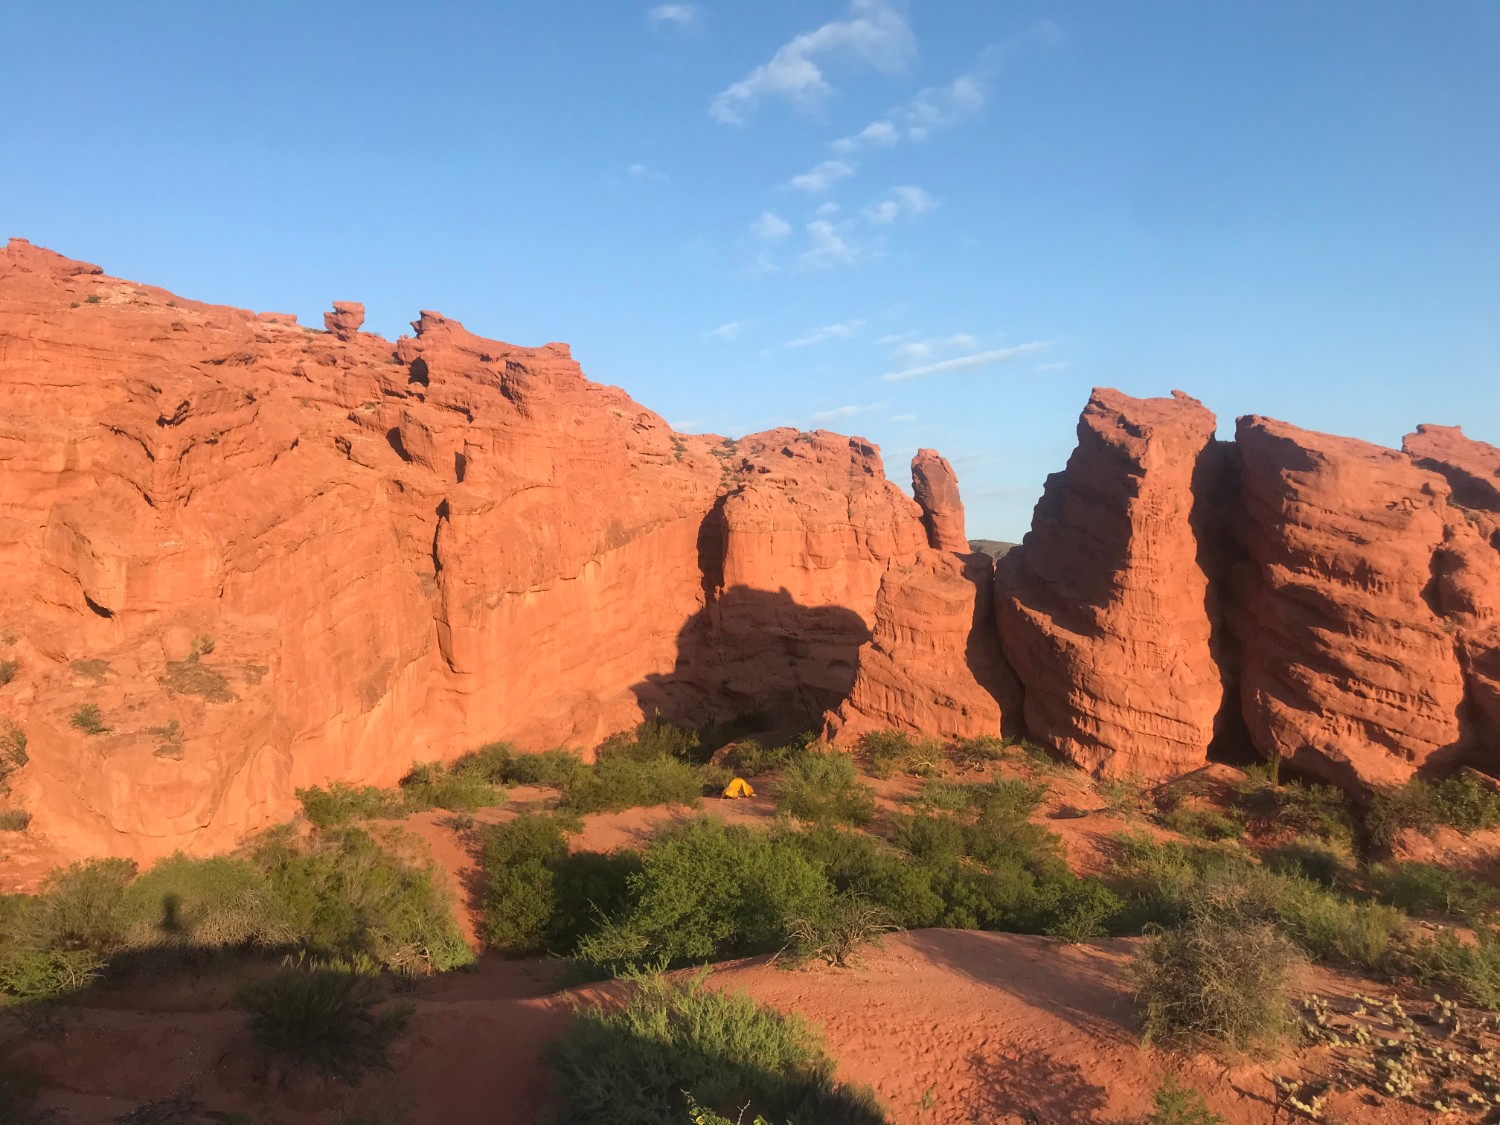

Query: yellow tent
<box><xmin>721</xmin><ymin>777</ymin><xmax>755</xmax><ymax>799</ymax></box>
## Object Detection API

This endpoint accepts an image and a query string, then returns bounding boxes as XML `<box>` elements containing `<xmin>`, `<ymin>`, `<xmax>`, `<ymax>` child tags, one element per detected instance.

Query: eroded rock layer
<box><xmin>0</xmin><ymin>239</ymin><xmax>929</xmax><ymax>859</ymax></box>
<box><xmin>996</xmin><ymin>389</ymin><xmax>1226</xmax><ymax>778</ymax></box>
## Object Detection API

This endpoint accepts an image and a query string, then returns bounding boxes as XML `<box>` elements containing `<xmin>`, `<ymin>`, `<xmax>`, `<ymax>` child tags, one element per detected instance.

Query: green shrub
<box><xmin>0</xmin><ymin>659</ymin><xmax>17</xmax><ymax>687</ymax></box>
<box><xmin>500</xmin><ymin>746</ymin><xmax>588</xmax><ymax>787</ymax></box>
<box><xmin>548</xmin><ymin>970</ymin><xmax>886</xmax><ymax>1125</ymax></box>
<box><xmin>1046</xmin><ymin>878</ymin><xmax>1124</xmax><ymax>943</ymax></box>
<box><xmin>783</xmin><ymin>824</ymin><xmax>946</xmax><ymax>929</ymax></box>
<box><xmin>480</xmin><ymin>812</ymin><xmax>574</xmax><ymax>954</ymax></box>
<box><xmin>398</xmin><ymin>760</ymin><xmax>505</xmax><ymax>811</ymax></box>
<box><xmin>1400</xmin><ymin>923</ymin><xmax>1500</xmax><ymax>1010</ymax></box>
<box><xmin>1263</xmin><ymin>837</ymin><xmax>1346</xmax><ymax>889</ymax></box>
<box><xmin>1146</xmin><ymin>1074</ymin><xmax>1224</xmax><ymax>1125</ymax></box>
<box><xmin>68</xmin><ymin>703</ymin><xmax>108</xmax><ymax>735</ymax></box>
<box><xmin>237</xmin><ymin>966</ymin><xmax>412</xmax><ymax>1080</ymax></box>
<box><xmin>0</xmin><ymin>722</ymin><xmax>26</xmax><ymax>778</ymax></box>
<box><xmin>595</xmin><ymin>819</ymin><xmax>831</xmax><ymax>967</ymax></box>
<box><xmin>295</xmin><ymin>782</ymin><xmax>406</xmax><ymax>827</ymax></box>
<box><xmin>783</xmin><ymin>891</ymin><xmax>896</xmax><ymax>967</ymax></box>
<box><xmin>0</xmin><ymin>947</ymin><xmax>103</xmax><ymax>1002</ymax></box>
<box><xmin>1373</xmin><ymin>861</ymin><xmax>1500</xmax><ymax>920</ymax></box>
<box><xmin>951</xmin><ymin>735</ymin><xmax>1008</xmax><ymax>770</ymax></box>
<box><xmin>116</xmin><ymin>854</ymin><xmax>291</xmax><ymax>951</ymax></box>
<box><xmin>720</xmin><ymin>738</ymin><xmax>808</xmax><ymax>777</ymax></box>
<box><xmin>776</xmin><ymin>754</ymin><xmax>876</xmax><ymax>826</ymax></box>
<box><xmin>1368</xmin><ymin>775</ymin><xmax>1500</xmax><ymax>847</ymax></box>
<box><xmin>254</xmin><ymin>827</ymin><xmax>471</xmax><ymax>974</ymax></box>
<box><xmin>561</xmin><ymin>750</ymin><xmax>704</xmax><ymax>814</ymax></box>
<box><xmin>599</xmin><ymin>718</ymin><xmax>705</xmax><ymax>764</ymax></box>
<box><xmin>1132</xmin><ymin>911</ymin><xmax>1302</xmax><ymax>1054</ymax></box>
<box><xmin>37</xmin><ymin>857</ymin><xmax>136</xmax><ymax>952</ymax></box>
<box><xmin>1157</xmin><ymin>806</ymin><xmax>1244</xmax><ymax>842</ymax></box>
<box><xmin>1234</xmin><ymin>776</ymin><xmax>1353</xmax><ymax>847</ymax></box>
<box><xmin>0</xmin><ymin>809</ymin><xmax>30</xmax><ymax>832</ymax></box>
<box><xmin>859</xmin><ymin>730</ymin><xmax>941</xmax><ymax>779</ymax></box>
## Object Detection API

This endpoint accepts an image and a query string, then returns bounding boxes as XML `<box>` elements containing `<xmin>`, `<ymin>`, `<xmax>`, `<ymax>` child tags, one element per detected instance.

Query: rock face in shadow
<box><xmin>1233</xmin><ymin>417</ymin><xmax>1470</xmax><ymax>790</ymax></box>
<box><xmin>996</xmin><ymin>389</ymin><xmax>1226</xmax><ymax>779</ymax></box>
<box><xmin>823</xmin><ymin>548</ymin><xmax>1014</xmax><ymax>745</ymax></box>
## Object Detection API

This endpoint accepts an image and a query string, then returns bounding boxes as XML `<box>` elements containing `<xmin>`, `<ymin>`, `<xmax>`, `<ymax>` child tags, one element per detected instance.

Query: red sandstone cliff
<box><xmin>996</xmin><ymin>390</ymin><xmax>1227</xmax><ymax>779</ymax></box>
<box><xmin>0</xmin><ymin>239</ymin><xmax>928</xmax><ymax>860</ymax></box>
<box><xmin>3</xmin><ymin>238</ymin><xmax>1497</xmax><ymax>863</ymax></box>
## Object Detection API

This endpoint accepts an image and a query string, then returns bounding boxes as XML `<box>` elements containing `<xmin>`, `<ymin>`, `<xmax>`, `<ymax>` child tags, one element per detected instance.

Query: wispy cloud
<box><xmin>786</xmin><ymin>319</ymin><xmax>865</xmax><ymax>348</ymax></box>
<box><xmin>831</xmin><ymin>119</ymin><xmax>899</xmax><ymax>155</ymax></box>
<box><xmin>883</xmin><ymin>342</ymin><xmax>1050</xmax><ymax>382</ymax></box>
<box><xmin>788</xmin><ymin>159</ymin><xmax>854</xmax><ymax>193</ymax></box>
<box><xmin>628</xmin><ymin>163</ymin><xmax>668</xmax><ymax>182</ymax></box>
<box><xmin>815</xmin><ymin>201</ymin><xmax>841</xmax><ymax>217</ymax></box>
<box><xmin>795</xmin><ymin>220</ymin><xmax>861</xmax><ymax>270</ymax></box>
<box><xmin>648</xmin><ymin>3</ymin><xmax>698</xmax><ymax>26</ymax></box>
<box><xmin>893</xmin><ymin>333</ymin><xmax>978</xmax><ymax>364</ymax></box>
<box><xmin>863</xmin><ymin>185</ymin><xmax>933</xmax><ymax>224</ymax></box>
<box><xmin>749</xmin><ymin>211</ymin><xmax>792</xmax><ymax>241</ymax></box>
<box><xmin>811</xmin><ymin>401</ymin><xmax>885</xmax><ymax>424</ymax></box>
<box><xmin>709</xmin><ymin>0</ymin><xmax>915</xmax><ymax>125</ymax></box>
<box><xmin>709</xmin><ymin>321</ymin><xmax>745</xmax><ymax>340</ymax></box>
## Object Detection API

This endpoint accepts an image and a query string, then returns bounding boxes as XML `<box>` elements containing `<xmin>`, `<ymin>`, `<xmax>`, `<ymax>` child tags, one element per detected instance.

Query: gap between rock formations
<box><xmin>0</xmin><ymin>236</ymin><xmax>1497</xmax><ymax>863</ymax></box>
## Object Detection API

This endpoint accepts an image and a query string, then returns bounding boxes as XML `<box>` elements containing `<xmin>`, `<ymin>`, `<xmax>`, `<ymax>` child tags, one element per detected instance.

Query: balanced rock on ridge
<box><xmin>997</xmin><ymin>389</ymin><xmax>1226</xmax><ymax>780</ymax></box>
<box><xmin>323</xmin><ymin>300</ymin><xmax>364</xmax><ymax>340</ymax></box>
<box><xmin>911</xmin><ymin>448</ymin><xmax>968</xmax><ymax>553</ymax></box>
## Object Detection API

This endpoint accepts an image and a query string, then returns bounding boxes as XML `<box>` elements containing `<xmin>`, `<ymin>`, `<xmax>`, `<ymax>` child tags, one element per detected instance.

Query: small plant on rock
<box><xmin>69</xmin><ymin>703</ymin><xmax>108</xmax><ymax>735</ymax></box>
<box><xmin>236</xmin><ymin>965</ymin><xmax>412</xmax><ymax>1081</ymax></box>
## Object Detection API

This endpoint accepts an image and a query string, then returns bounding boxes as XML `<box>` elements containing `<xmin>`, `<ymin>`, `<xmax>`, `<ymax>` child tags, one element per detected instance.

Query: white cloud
<box><xmin>1036</xmin><ymin>361</ymin><xmax>1068</xmax><ymax>372</ymax></box>
<box><xmin>902</xmin><ymin>74</ymin><xmax>987</xmax><ymax>141</ymax></box>
<box><xmin>709</xmin><ymin>0</ymin><xmax>915</xmax><ymax>125</ymax></box>
<box><xmin>864</xmin><ymin>184</ymin><xmax>934</xmax><ymax>224</ymax></box>
<box><xmin>648</xmin><ymin>3</ymin><xmax>698</xmax><ymax>26</ymax></box>
<box><xmin>795</xmin><ymin>219</ymin><xmax>861</xmax><ymax>270</ymax></box>
<box><xmin>749</xmin><ymin>211</ymin><xmax>792</xmax><ymax>241</ymax></box>
<box><xmin>788</xmin><ymin>159</ymin><xmax>854</xmax><ymax>193</ymax></box>
<box><xmin>890</xmin><ymin>413</ymin><xmax>917</xmax><ymax>422</ymax></box>
<box><xmin>890</xmin><ymin>332</ymin><xmax>980</xmax><ymax>364</ymax></box>
<box><xmin>815</xmin><ymin>201</ymin><xmax>841</xmax><ymax>217</ymax></box>
<box><xmin>628</xmin><ymin>163</ymin><xmax>668</xmax><ymax>182</ymax></box>
<box><xmin>832</xmin><ymin>119</ymin><xmax>899</xmax><ymax>155</ymax></box>
<box><xmin>745</xmin><ymin>249</ymin><xmax>780</xmax><ymax>278</ymax></box>
<box><xmin>811</xmin><ymin>401</ymin><xmax>884</xmax><ymax>424</ymax></box>
<box><xmin>786</xmin><ymin>318</ymin><xmax>865</xmax><ymax>348</ymax></box>
<box><xmin>883</xmin><ymin>342</ymin><xmax>1051</xmax><ymax>382</ymax></box>
<box><xmin>709</xmin><ymin>321</ymin><xmax>745</xmax><ymax>340</ymax></box>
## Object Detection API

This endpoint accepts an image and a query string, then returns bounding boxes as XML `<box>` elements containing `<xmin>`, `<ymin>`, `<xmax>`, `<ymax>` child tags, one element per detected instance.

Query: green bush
<box><xmin>36</xmin><ymin>858</ymin><xmax>136</xmax><ymax>952</ymax></box>
<box><xmin>783</xmin><ymin>891</ymin><xmax>896</xmax><ymax>967</ymax></box>
<box><xmin>1373</xmin><ymin>861</ymin><xmax>1500</xmax><ymax>920</ymax></box>
<box><xmin>398</xmin><ymin>760</ymin><xmax>505</xmax><ymax>811</ymax></box>
<box><xmin>237</xmin><ymin>966</ymin><xmax>412</xmax><ymax>1081</ymax></box>
<box><xmin>1146</xmin><ymin>1075</ymin><xmax>1224</xmax><ymax>1125</ymax></box>
<box><xmin>1263</xmin><ymin>838</ymin><xmax>1346</xmax><ymax>889</ymax></box>
<box><xmin>1400</xmin><ymin>922</ymin><xmax>1500</xmax><ymax>1010</ymax></box>
<box><xmin>68</xmin><ymin>703</ymin><xmax>108</xmax><ymax>735</ymax></box>
<box><xmin>1132</xmin><ymin>911</ymin><xmax>1302</xmax><ymax>1054</ymax></box>
<box><xmin>587</xmin><ymin>819</ymin><xmax>831</xmax><ymax>968</ymax></box>
<box><xmin>599</xmin><ymin>718</ymin><xmax>705</xmax><ymax>764</ymax></box>
<box><xmin>480</xmin><ymin>812</ymin><xmax>575</xmax><ymax>954</ymax></box>
<box><xmin>1157</xmin><ymin>806</ymin><xmax>1245</xmax><ymax>842</ymax></box>
<box><xmin>254</xmin><ymin>827</ymin><xmax>472</xmax><ymax>974</ymax></box>
<box><xmin>0</xmin><ymin>947</ymin><xmax>103</xmax><ymax>1002</ymax></box>
<box><xmin>1233</xmin><ymin>777</ymin><xmax>1353</xmax><ymax>847</ymax></box>
<box><xmin>1368</xmin><ymin>775</ymin><xmax>1500</xmax><ymax>847</ymax></box>
<box><xmin>720</xmin><ymin>737</ymin><xmax>808</xmax><ymax>778</ymax></box>
<box><xmin>0</xmin><ymin>809</ymin><xmax>30</xmax><ymax>832</ymax></box>
<box><xmin>859</xmin><ymin>730</ymin><xmax>941</xmax><ymax>780</ymax></box>
<box><xmin>548</xmin><ymin>970</ymin><xmax>887</xmax><ymax>1125</ymax></box>
<box><xmin>561</xmin><ymin>750</ymin><xmax>704</xmax><ymax>814</ymax></box>
<box><xmin>0</xmin><ymin>659</ymin><xmax>16</xmax><ymax>687</ymax></box>
<box><xmin>776</xmin><ymin>754</ymin><xmax>876</xmax><ymax>826</ymax></box>
<box><xmin>783</xmin><ymin>824</ymin><xmax>946</xmax><ymax>929</ymax></box>
<box><xmin>951</xmin><ymin>735</ymin><xmax>1008</xmax><ymax>770</ymax></box>
<box><xmin>116</xmin><ymin>854</ymin><xmax>291</xmax><ymax>952</ymax></box>
<box><xmin>296</xmin><ymin>782</ymin><xmax>406</xmax><ymax>827</ymax></box>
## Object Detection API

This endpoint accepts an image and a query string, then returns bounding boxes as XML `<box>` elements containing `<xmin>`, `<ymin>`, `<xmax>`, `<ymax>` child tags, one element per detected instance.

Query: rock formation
<box><xmin>911</xmin><ymin>449</ymin><xmax>968</xmax><ymax>553</ymax></box>
<box><xmin>996</xmin><ymin>390</ymin><xmax>1226</xmax><ymax>778</ymax></box>
<box><xmin>3</xmin><ymin>237</ymin><xmax>1498</xmax><ymax>864</ymax></box>
<box><xmin>0</xmin><ymin>238</ymin><xmax>929</xmax><ymax>860</ymax></box>
<box><xmin>1233</xmin><ymin>417</ymin><xmax>1469</xmax><ymax>790</ymax></box>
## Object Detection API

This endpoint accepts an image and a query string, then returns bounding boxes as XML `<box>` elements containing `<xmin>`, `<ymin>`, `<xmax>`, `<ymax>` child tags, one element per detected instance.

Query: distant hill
<box><xmin>968</xmin><ymin>539</ymin><xmax>1018</xmax><ymax>560</ymax></box>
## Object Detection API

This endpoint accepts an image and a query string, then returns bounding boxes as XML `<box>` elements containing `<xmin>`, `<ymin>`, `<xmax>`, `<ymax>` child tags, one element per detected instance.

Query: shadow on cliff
<box><xmin>630</xmin><ymin>585</ymin><xmax>871</xmax><ymax>733</ymax></box>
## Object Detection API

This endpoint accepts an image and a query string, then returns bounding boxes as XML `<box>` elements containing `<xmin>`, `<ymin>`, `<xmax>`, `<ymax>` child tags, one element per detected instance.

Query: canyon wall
<box><xmin>1</xmin><ymin>238</ymin><xmax>1497</xmax><ymax>863</ymax></box>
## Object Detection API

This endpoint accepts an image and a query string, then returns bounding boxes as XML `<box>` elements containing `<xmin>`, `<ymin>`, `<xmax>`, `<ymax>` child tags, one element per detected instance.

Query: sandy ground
<box><xmin>7</xmin><ymin>930</ymin><xmax>1455</xmax><ymax>1125</ymax></box>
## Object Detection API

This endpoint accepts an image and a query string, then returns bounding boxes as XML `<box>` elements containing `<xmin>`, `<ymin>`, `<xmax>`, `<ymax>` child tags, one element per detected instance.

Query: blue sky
<box><xmin>3</xmin><ymin>1</ymin><xmax>1497</xmax><ymax>539</ymax></box>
